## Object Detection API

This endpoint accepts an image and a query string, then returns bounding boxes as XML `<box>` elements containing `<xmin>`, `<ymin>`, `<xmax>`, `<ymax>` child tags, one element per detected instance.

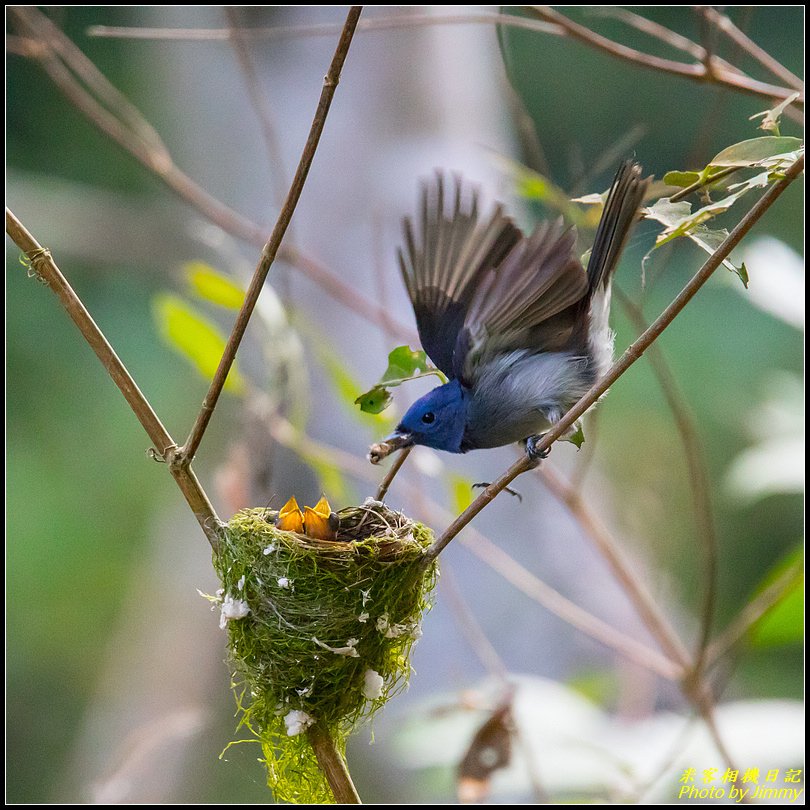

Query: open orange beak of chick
<box><xmin>275</xmin><ymin>495</ymin><xmax>339</xmax><ymax>541</ymax></box>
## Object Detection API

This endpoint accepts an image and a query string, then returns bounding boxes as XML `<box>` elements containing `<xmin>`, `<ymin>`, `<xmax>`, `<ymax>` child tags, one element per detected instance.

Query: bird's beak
<box><xmin>368</xmin><ymin>430</ymin><xmax>414</xmax><ymax>465</ymax></box>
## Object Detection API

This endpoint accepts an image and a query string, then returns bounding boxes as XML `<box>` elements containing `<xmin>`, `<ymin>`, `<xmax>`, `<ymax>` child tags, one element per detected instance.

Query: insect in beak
<box><xmin>368</xmin><ymin>430</ymin><xmax>413</xmax><ymax>465</ymax></box>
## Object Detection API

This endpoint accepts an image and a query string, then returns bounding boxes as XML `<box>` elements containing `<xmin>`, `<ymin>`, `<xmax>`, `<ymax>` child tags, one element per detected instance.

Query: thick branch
<box><xmin>422</xmin><ymin>153</ymin><xmax>804</xmax><ymax>566</ymax></box>
<box><xmin>5</xmin><ymin>208</ymin><xmax>222</xmax><ymax>549</ymax></box>
<box><xmin>180</xmin><ymin>6</ymin><xmax>363</xmax><ymax>463</ymax></box>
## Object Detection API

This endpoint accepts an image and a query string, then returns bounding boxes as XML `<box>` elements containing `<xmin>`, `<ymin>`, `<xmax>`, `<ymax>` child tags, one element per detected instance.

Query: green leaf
<box><xmin>663</xmin><ymin>170</ymin><xmax>701</xmax><ymax>188</ymax></box>
<box><xmin>749</xmin><ymin>547</ymin><xmax>804</xmax><ymax>648</ymax></box>
<box><xmin>381</xmin><ymin>345</ymin><xmax>430</xmax><ymax>383</ymax></box>
<box><xmin>355</xmin><ymin>386</ymin><xmax>393</xmax><ymax>414</ymax></box>
<box><xmin>152</xmin><ymin>293</ymin><xmax>245</xmax><ymax>394</ymax></box>
<box><xmin>184</xmin><ymin>261</ymin><xmax>245</xmax><ymax>309</ymax></box>
<box><xmin>448</xmin><ymin>473</ymin><xmax>475</xmax><ymax>514</ymax></box>
<box><xmin>561</xmin><ymin>421</ymin><xmax>585</xmax><ymax>449</ymax></box>
<box><xmin>355</xmin><ymin>345</ymin><xmax>446</xmax><ymax>415</ymax></box>
<box><xmin>643</xmin><ymin>198</ymin><xmax>748</xmax><ymax>285</ymax></box>
<box><xmin>710</xmin><ymin>136</ymin><xmax>803</xmax><ymax>168</ymax></box>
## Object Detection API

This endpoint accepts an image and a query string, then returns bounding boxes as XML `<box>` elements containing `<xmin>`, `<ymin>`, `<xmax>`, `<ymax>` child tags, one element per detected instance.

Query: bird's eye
<box><xmin>421</xmin><ymin>412</ymin><xmax>435</xmax><ymax>424</ymax></box>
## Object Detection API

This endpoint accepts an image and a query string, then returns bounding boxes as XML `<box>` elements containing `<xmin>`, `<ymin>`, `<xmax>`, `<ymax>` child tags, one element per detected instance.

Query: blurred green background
<box><xmin>7</xmin><ymin>6</ymin><xmax>803</xmax><ymax>804</ymax></box>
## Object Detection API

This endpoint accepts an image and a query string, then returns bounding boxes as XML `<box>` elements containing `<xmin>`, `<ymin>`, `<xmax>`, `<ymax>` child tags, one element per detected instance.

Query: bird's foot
<box><xmin>524</xmin><ymin>435</ymin><xmax>550</xmax><ymax>467</ymax></box>
<box><xmin>472</xmin><ymin>482</ymin><xmax>523</xmax><ymax>502</ymax></box>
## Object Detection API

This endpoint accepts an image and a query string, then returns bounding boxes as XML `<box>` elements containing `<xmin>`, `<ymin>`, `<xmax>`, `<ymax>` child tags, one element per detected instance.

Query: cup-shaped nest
<box><xmin>214</xmin><ymin>500</ymin><xmax>437</xmax><ymax>803</ymax></box>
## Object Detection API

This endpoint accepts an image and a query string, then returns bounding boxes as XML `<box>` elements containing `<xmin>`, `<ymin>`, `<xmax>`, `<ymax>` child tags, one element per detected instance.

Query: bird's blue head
<box><xmin>384</xmin><ymin>378</ymin><xmax>468</xmax><ymax>453</ymax></box>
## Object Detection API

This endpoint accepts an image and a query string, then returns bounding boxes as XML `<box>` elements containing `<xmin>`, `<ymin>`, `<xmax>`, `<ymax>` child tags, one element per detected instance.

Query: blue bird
<box><xmin>371</xmin><ymin>161</ymin><xmax>648</xmax><ymax>463</ymax></box>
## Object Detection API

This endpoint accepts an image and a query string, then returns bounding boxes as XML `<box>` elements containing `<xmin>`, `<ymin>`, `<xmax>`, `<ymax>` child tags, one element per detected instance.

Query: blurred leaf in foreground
<box><xmin>153</xmin><ymin>293</ymin><xmax>245</xmax><ymax>394</ymax></box>
<box><xmin>184</xmin><ymin>261</ymin><xmax>246</xmax><ymax>310</ymax></box>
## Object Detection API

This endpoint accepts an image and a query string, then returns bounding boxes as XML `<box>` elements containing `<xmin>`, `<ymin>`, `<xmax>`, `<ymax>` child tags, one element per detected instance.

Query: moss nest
<box><xmin>214</xmin><ymin>500</ymin><xmax>437</xmax><ymax>803</ymax></box>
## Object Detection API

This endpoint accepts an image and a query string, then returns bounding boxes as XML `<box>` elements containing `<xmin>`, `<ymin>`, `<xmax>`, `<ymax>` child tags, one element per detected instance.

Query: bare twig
<box><xmin>87</xmin><ymin>11</ymin><xmax>564</xmax><ymax>42</ymax></box>
<box><xmin>526</xmin><ymin>6</ymin><xmax>803</xmax><ymax>106</ymax></box>
<box><xmin>225</xmin><ymin>7</ymin><xmax>290</xmax><ymax>210</ymax></box>
<box><xmin>421</xmin><ymin>153</ymin><xmax>804</xmax><ymax>567</ymax></box>
<box><xmin>306</xmin><ymin>723</ymin><xmax>361</xmax><ymax>804</ymax></box>
<box><xmin>180</xmin><ymin>6</ymin><xmax>363</xmax><ymax>463</ymax></box>
<box><xmin>440</xmin><ymin>566</ymin><xmax>509</xmax><ymax>680</ymax></box>
<box><xmin>589</xmin><ymin>7</ymin><xmax>735</xmax><ymax>70</ymax></box>
<box><xmin>375</xmin><ymin>446</ymin><xmax>412</xmax><ymax>501</ymax></box>
<box><xmin>614</xmin><ymin>289</ymin><xmax>718</xmax><ymax>669</ymax></box>
<box><xmin>5</xmin><ymin>208</ymin><xmax>222</xmax><ymax>550</ymax></box>
<box><xmin>536</xmin><ymin>464</ymin><xmax>692</xmax><ymax>669</ymax></box>
<box><xmin>699</xmin><ymin>6</ymin><xmax>804</xmax><ymax>91</ymax></box>
<box><xmin>458</xmin><ymin>527</ymin><xmax>683</xmax><ymax>680</ymax></box>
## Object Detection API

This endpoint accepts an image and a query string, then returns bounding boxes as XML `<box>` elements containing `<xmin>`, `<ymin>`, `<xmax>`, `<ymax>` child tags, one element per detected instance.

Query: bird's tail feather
<box><xmin>586</xmin><ymin>161</ymin><xmax>649</xmax><ymax>293</ymax></box>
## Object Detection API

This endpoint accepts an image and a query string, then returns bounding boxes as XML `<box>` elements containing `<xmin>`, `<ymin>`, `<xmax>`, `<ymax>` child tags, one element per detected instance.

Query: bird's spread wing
<box><xmin>455</xmin><ymin>218</ymin><xmax>589</xmax><ymax>382</ymax></box>
<box><xmin>398</xmin><ymin>173</ymin><xmax>521</xmax><ymax>377</ymax></box>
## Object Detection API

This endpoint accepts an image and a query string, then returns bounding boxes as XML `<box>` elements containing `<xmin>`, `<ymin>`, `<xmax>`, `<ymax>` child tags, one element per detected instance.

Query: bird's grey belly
<box><xmin>463</xmin><ymin>351</ymin><xmax>593</xmax><ymax>449</ymax></box>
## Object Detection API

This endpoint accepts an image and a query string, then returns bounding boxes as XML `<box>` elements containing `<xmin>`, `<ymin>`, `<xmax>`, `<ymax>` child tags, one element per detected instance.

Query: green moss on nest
<box><xmin>214</xmin><ymin>501</ymin><xmax>437</xmax><ymax>803</ymax></box>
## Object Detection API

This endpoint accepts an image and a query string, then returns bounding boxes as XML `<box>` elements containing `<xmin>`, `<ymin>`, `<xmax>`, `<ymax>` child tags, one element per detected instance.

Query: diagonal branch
<box><xmin>536</xmin><ymin>464</ymin><xmax>692</xmax><ymax>669</ymax></box>
<box><xmin>179</xmin><ymin>6</ymin><xmax>363</xmax><ymax>464</ymax></box>
<box><xmin>421</xmin><ymin>153</ymin><xmax>804</xmax><ymax>567</ymax></box>
<box><xmin>614</xmin><ymin>289</ymin><xmax>718</xmax><ymax>670</ymax></box>
<box><xmin>5</xmin><ymin>208</ymin><xmax>222</xmax><ymax>549</ymax></box>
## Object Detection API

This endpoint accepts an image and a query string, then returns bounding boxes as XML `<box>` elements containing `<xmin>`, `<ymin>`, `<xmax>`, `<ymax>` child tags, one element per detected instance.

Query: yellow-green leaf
<box><xmin>449</xmin><ymin>473</ymin><xmax>475</xmax><ymax>514</ymax></box>
<box><xmin>152</xmin><ymin>293</ymin><xmax>245</xmax><ymax>394</ymax></box>
<box><xmin>184</xmin><ymin>261</ymin><xmax>245</xmax><ymax>309</ymax></box>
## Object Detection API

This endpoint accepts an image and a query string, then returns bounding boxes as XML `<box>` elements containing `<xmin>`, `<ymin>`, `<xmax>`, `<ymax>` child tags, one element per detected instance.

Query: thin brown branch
<box><xmin>180</xmin><ymin>6</ymin><xmax>363</xmax><ymax>463</ymax></box>
<box><xmin>614</xmin><ymin>288</ymin><xmax>718</xmax><ymax>669</ymax></box>
<box><xmin>590</xmin><ymin>7</ymin><xmax>743</xmax><ymax>76</ymax></box>
<box><xmin>440</xmin><ymin>565</ymin><xmax>509</xmax><ymax>680</ymax></box>
<box><xmin>87</xmin><ymin>12</ymin><xmax>564</xmax><ymax>42</ymax></box>
<box><xmin>458</xmin><ymin>528</ymin><xmax>683</xmax><ymax>680</ymax></box>
<box><xmin>9</xmin><ymin>7</ymin><xmax>414</xmax><ymax>345</ymax></box>
<box><xmin>375</xmin><ymin>446</ymin><xmax>412</xmax><ymax>501</ymax></box>
<box><xmin>706</xmin><ymin>559</ymin><xmax>803</xmax><ymax>666</ymax></box>
<box><xmin>306</xmin><ymin>723</ymin><xmax>361</xmax><ymax>804</ymax></box>
<box><xmin>422</xmin><ymin>153</ymin><xmax>804</xmax><ymax>567</ymax></box>
<box><xmin>536</xmin><ymin>464</ymin><xmax>692</xmax><ymax>669</ymax></box>
<box><xmin>527</xmin><ymin>6</ymin><xmax>803</xmax><ymax>106</ymax></box>
<box><xmin>5</xmin><ymin>208</ymin><xmax>222</xmax><ymax>550</ymax></box>
<box><xmin>225</xmin><ymin>7</ymin><xmax>290</xmax><ymax>209</ymax></box>
<box><xmin>699</xmin><ymin>6</ymin><xmax>804</xmax><ymax>91</ymax></box>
